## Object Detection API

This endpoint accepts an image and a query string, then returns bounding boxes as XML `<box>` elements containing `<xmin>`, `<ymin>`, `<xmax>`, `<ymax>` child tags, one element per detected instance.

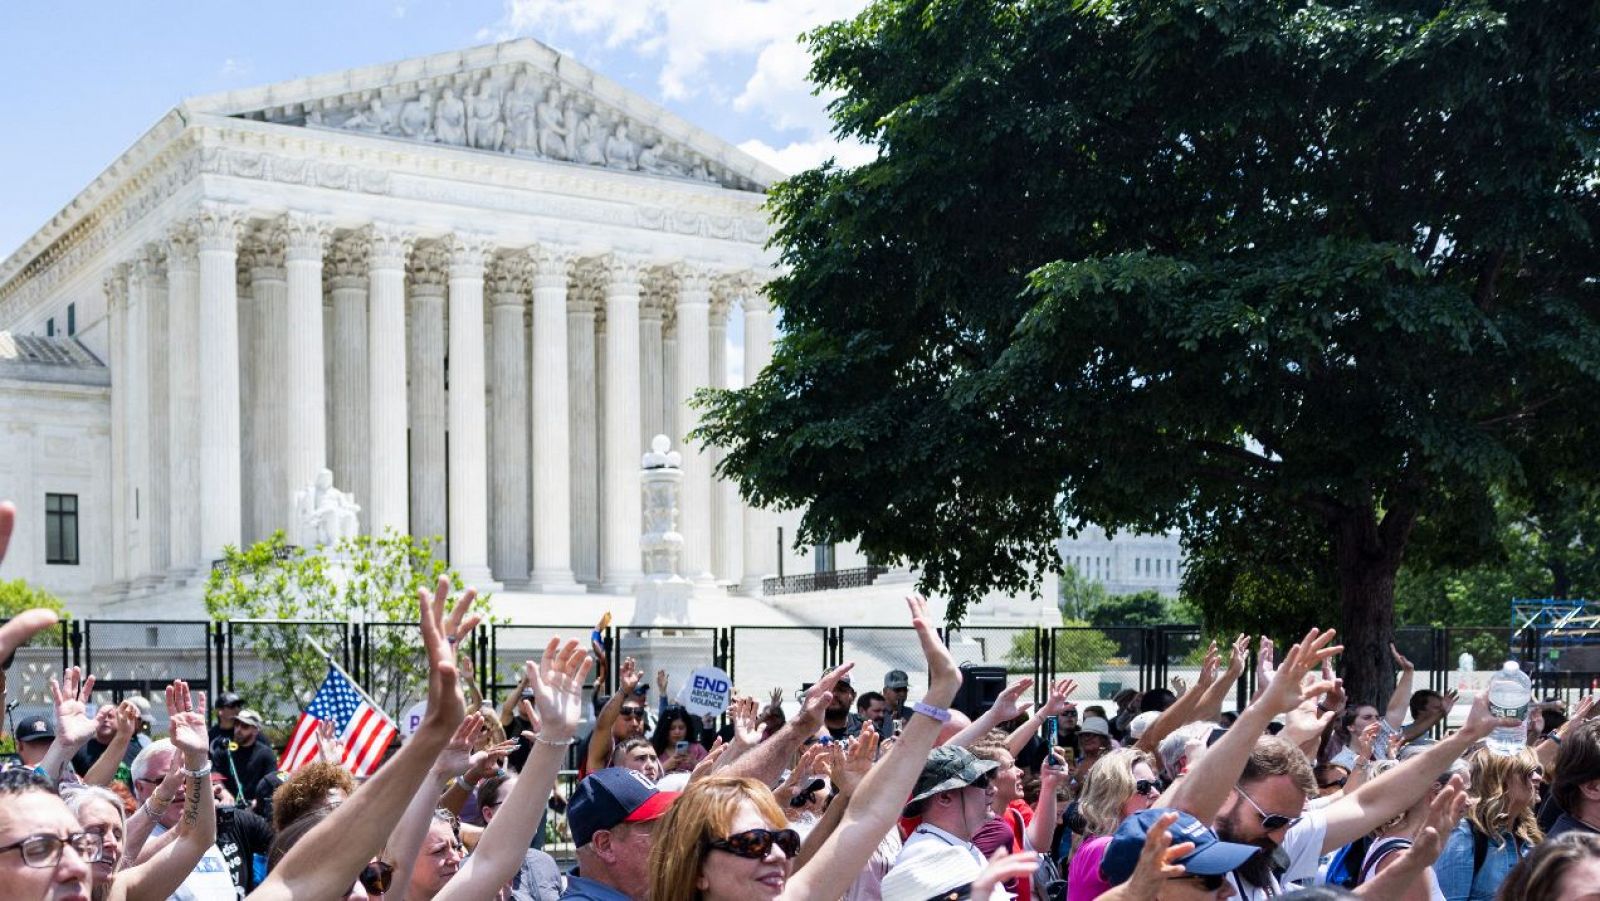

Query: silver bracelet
<box><xmin>533</xmin><ymin>735</ymin><xmax>575</xmax><ymax>748</ymax></box>
<box><xmin>181</xmin><ymin>764</ymin><xmax>213</xmax><ymax>779</ymax></box>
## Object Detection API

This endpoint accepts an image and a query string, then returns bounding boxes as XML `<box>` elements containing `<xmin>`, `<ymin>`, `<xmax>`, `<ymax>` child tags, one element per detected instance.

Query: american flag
<box><xmin>278</xmin><ymin>666</ymin><xmax>398</xmax><ymax>777</ymax></box>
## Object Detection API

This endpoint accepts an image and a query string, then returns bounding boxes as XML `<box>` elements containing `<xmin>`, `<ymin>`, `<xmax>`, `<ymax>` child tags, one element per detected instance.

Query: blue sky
<box><xmin>0</xmin><ymin>0</ymin><xmax>872</xmax><ymax>261</ymax></box>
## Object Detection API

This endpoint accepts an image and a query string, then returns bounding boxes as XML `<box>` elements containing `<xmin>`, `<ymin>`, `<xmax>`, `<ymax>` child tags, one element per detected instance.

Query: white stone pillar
<box><xmin>143</xmin><ymin>246</ymin><xmax>171</xmax><ymax>579</ymax></box>
<box><xmin>567</xmin><ymin>277</ymin><xmax>600</xmax><ymax>585</ymax></box>
<box><xmin>674</xmin><ymin>265</ymin><xmax>715</xmax><ymax>585</ymax></box>
<box><xmin>195</xmin><ymin>203</ymin><xmax>245</xmax><ymax>562</ymax></box>
<box><xmin>446</xmin><ymin>234</ymin><xmax>496</xmax><ymax>586</ymax></box>
<box><xmin>125</xmin><ymin>252</ymin><xmax>152</xmax><ymax>583</ymax></box>
<box><xmin>601</xmin><ymin>254</ymin><xmax>645</xmax><ymax>592</ymax></box>
<box><xmin>104</xmin><ymin>267</ymin><xmax>128</xmax><ymax>584</ymax></box>
<box><xmin>236</xmin><ymin>263</ymin><xmax>257</xmax><ymax>544</ymax></box>
<box><xmin>327</xmin><ymin>233</ymin><xmax>370</xmax><ymax>524</ymax></box>
<box><xmin>248</xmin><ymin>226</ymin><xmax>289</xmax><ymax>542</ymax></box>
<box><xmin>709</xmin><ymin>292</ymin><xmax>742</xmax><ymax>585</ymax></box>
<box><xmin>740</xmin><ymin>284</ymin><xmax>776</xmax><ymax>595</ymax></box>
<box><xmin>639</xmin><ymin>289</ymin><xmax>666</xmax><ymax>447</ymax></box>
<box><xmin>487</xmin><ymin>254</ymin><xmax>530</xmax><ymax>585</ymax></box>
<box><xmin>663</xmin><ymin>317</ymin><xmax>679</xmax><ymax>445</ymax></box>
<box><xmin>165</xmin><ymin>226</ymin><xmax>201</xmax><ymax>577</ymax></box>
<box><xmin>529</xmin><ymin>246</ymin><xmax>581</xmax><ymax>591</ymax></box>
<box><xmin>407</xmin><ymin>243</ymin><xmax>449</xmax><ymax>553</ymax></box>
<box><xmin>283</xmin><ymin>212</ymin><xmax>332</xmax><ymax>526</ymax></box>
<box><xmin>366</xmin><ymin>225</ymin><xmax>413</xmax><ymax>537</ymax></box>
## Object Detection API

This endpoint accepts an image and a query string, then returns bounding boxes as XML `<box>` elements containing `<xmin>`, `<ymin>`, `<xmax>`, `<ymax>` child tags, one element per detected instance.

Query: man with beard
<box><xmin>824</xmin><ymin>673</ymin><xmax>858</xmax><ymax>740</ymax></box>
<box><xmin>1168</xmin><ymin>628</ymin><xmax>1515</xmax><ymax>899</ymax></box>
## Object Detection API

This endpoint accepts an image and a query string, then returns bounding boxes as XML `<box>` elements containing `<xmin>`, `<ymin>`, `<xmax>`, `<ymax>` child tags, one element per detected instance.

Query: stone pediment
<box><xmin>184</xmin><ymin>40</ymin><xmax>783</xmax><ymax>194</ymax></box>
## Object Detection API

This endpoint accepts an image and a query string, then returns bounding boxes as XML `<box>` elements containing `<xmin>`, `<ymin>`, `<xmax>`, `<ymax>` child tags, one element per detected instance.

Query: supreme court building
<box><xmin>0</xmin><ymin>40</ymin><xmax>1056</xmax><ymax>633</ymax></box>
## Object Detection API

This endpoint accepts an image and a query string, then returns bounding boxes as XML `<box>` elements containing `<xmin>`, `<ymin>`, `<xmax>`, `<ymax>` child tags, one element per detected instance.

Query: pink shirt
<box><xmin>1067</xmin><ymin>835</ymin><xmax>1114</xmax><ymax>900</ymax></box>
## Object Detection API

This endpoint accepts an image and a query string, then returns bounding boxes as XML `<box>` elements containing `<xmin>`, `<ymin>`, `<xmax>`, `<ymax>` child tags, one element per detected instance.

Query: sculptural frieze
<box><xmin>294</xmin><ymin>468</ymin><xmax>361</xmax><ymax>548</ymax></box>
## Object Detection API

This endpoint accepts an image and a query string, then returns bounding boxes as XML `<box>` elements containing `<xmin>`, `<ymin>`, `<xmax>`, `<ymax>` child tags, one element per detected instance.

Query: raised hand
<box><xmin>1171</xmin><ymin>676</ymin><xmax>1188</xmax><ymax>697</ymax></box>
<box><xmin>165</xmin><ymin>680</ymin><xmax>209</xmax><ymax>764</ymax></box>
<box><xmin>990</xmin><ymin>677</ymin><xmax>1035</xmax><ymax>722</ymax></box>
<box><xmin>434</xmin><ymin>713</ymin><xmax>485</xmax><ymax>780</ymax></box>
<box><xmin>525</xmin><ymin>639</ymin><xmax>593</xmax><ymax>742</ymax></box>
<box><xmin>1351</xmin><ymin>720</ymin><xmax>1380</xmax><ymax>761</ymax></box>
<box><xmin>315</xmin><ymin>721</ymin><xmax>344</xmax><ymax>765</ymax></box>
<box><xmin>49</xmin><ymin>666</ymin><xmax>97</xmax><ymax>749</ymax></box>
<box><xmin>729</xmin><ymin>695</ymin><xmax>766</xmax><ymax>748</ymax></box>
<box><xmin>467</xmin><ymin>735</ymin><xmax>519</xmax><ymax>783</ymax></box>
<box><xmin>829</xmin><ymin>724</ymin><xmax>879</xmax><ymax>798</ymax></box>
<box><xmin>416</xmin><ymin>576</ymin><xmax>468</xmax><ymax>730</ymax></box>
<box><xmin>688</xmin><ymin>738</ymin><xmax>728</xmax><ymax>783</ymax></box>
<box><xmin>1442</xmin><ymin>688</ymin><xmax>1461</xmax><ymax>716</ymax></box>
<box><xmin>1119</xmin><ymin>810</ymin><xmax>1195</xmax><ymax>900</ymax></box>
<box><xmin>1460</xmin><ymin>692</ymin><xmax>1521</xmax><ymax>740</ymax></box>
<box><xmin>1227</xmin><ymin>634</ymin><xmax>1250</xmax><ymax>677</ymax></box>
<box><xmin>656</xmin><ymin>669</ymin><xmax>669</xmax><ymax>696</ymax></box>
<box><xmin>907</xmin><ymin>594</ymin><xmax>961</xmax><ymax>700</ymax></box>
<box><xmin>1391</xmin><ymin>643</ymin><xmax>1415</xmax><ymax>672</ymax></box>
<box><xmin>971</xmin><ymin>850</ymin><xmax>1040</xmax><ymax>901</ymax></box>
<box><xmin>1041</xmin><ymin>678</ymin><xmax>1078</xmax><ymax>716</ymax></box>
<box><xmin>794</xmin><ymin>661</ymin><xmax>856</xmax><ymax>734</ymax></box>
<box><xmin>0</xmin><ymin>507</ymin><xmax>61</xmax><ymax>671</ymax></box>
<box><xmin>1260</xmin><ymin>629</ymin><xmax>1340</xmax><ymax>716</ymax></box>
<box><xmin>115</xmin><ymin>700</ymin><xmax>140</xmax><ymax>739</ymax></box>
<box><xmin>768</xmin><ymin>686</ymin><xmax>785</xmax><ymax>712</ymax></box>
<box><xmin>618</xmin><ymin>656</ymin><xmax>641</xmax><ymax>695</ymax></box>
<box><xmin>516</xmin><ymin>698</ymin><xmax>542</xmax><ymax>737</ymax></box>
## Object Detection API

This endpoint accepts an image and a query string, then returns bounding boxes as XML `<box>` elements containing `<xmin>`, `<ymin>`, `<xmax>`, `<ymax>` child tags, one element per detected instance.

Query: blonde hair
<box><xmin>1464</xmin><ymin>747</ymin><xmax>1543</xmax><ymax>848</ymax></box>
<box><xmin>1078</xmin><ymin>748</ymin><xmax>1155</xmax><ymax>836</ymax></box>
<box><xmin>648</xmin><ymin>775</ymin><xmax>789</xmax><ymax>901</ymax></box>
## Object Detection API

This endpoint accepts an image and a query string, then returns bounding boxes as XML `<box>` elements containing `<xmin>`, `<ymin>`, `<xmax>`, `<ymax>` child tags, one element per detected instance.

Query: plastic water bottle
<box><xmin>1485</xmin><ymin>661</ymin><xmax>1532</xmax><ymax>756</ymax></box>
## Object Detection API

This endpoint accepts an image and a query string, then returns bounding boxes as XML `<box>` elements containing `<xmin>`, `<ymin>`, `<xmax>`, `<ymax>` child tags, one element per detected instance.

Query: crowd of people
<box><xmin>4</xmin><ymin>499</ymin><xmax>1600</xmax><ymax>900</ymax></box>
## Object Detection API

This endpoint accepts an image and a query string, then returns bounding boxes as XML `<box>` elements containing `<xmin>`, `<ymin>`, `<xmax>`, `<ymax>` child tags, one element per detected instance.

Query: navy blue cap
<box><xmin>15</xmin><ymin>717</ymin><xmax>53</xmax><ymax>743</ymax></box>
<box><xmin>1100</xmin><ymin>808</ymin><xmax>1258</xmax><ymax>883</ymax></box>
<box><xmin>567</xmin><ymin>768</ymin><xmax>678</xmax><ymax>847</ymax></box>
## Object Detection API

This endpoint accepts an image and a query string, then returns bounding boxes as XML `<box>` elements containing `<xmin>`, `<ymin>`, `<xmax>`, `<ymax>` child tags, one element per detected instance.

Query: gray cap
<box><xmin>1080</xmin><ymin>716</ymin><xmax>1113</xmax><ymax>738</ymax></box>
<box><xmin>909</xmin><ymin>746</ymin><xmax>999</xmax><ymax>803</ymax></box>
<box><xmin>883</xmin><ymin>670</ymin><xmax>910</xmax><ymax>690</ymax></box>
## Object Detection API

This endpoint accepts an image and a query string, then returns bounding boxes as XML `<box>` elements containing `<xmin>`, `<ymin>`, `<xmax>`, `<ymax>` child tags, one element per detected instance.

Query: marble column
<box><xmin>674</xmin><ymin>265</ymin><xmax>715</xmax><ymax>584</ymax></box>
<box><xmin>487</xmin><ymin>253</ymin><xmax>530</xmax><ymax>584</ymax></box>
<box><xmin>407</xmin><ymin>243</ymin><xmax>449</xmax><ymax>554</ymax></box>
<box><xmin>639</xmin><ymin>287</ymin><xmax>666</xmax><ymax>446</ymax></box>
<box><xmin>567</xmin><ymin>276</ymin><xmax>600</xmax><ymax>585</ymax></box>
<box><xmin>283</xmin><ymin>212</ymin><xmax>332</xmax><ymax>524</ymax></box>
<box><xmin>446</xmin><ymin>234</ymin><xmax>495</xmax><ymax>586</ymax></box>
<box><xmin>235</xmin><ymin>263</ymin><xmax>256</xmax><ymax>544</ymax></box>
<box><xmin>165</xmin><ymin>225</ymin><xmax>201</xmax><ymax>577</ymax></box>
<box><xmin>195</xmin><ymin>202</ymin><xmax>245</xmax><ymax>562</ymax></box>
<box><xmin>740</xmin><ymin>284</ymin><xmax>776</xmax><ymax>595</ymax></box>
<box><xmin>367</xmin><ymin>225</ymin><xmax>413</xmax><ymax>536</ymax></box>
<box><xmin>103</xmin><ymin>267</ymin><xmax>128</xmax><ymax>583</ymax></box>
<box><xmin>125</xmin><ymin>252</ymin><xmax>152</xmax><ymax>582</ymax></box>
<box><xmin>327</xmin><ymin>233</ymin><xmax>370</xmax><ymax>523</ymax></box>
<box><xmin>601</xmin><ymin>254</ymin><xmax>644</xmax><ymax>592</ymax></box>
<box><xmin>663</xmin><ymin>312</ymin><xmax>679</xmax><ymax>445</ymax></box>
<box><xmin>142</xmin><ymin>246</ymin><xmax>171</xmax><ymax>579</ymax></box>
<box><xmin>709</xmin><ymin>292</ymin><xmax>742</xmax><ymax>585</ymax></box>
<box><xmin>529</xmin><ymin>246</ymin><xmax>581</xmax><ymax>591</ymax></box>
<box><xmin>248</xmin><ymin>225</ymin><xmax>288</xmax><ymax>542</ymax></box>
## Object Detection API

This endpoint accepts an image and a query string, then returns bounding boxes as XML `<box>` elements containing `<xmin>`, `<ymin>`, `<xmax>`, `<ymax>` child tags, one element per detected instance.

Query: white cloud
<box><xmin>219</xmin><ymin>58</ymin><xmax>251</xmax><ymax>79</ymax></box>
<box><xmin>738</xmin><ymin>137</ymin><xmax>875</xmax><ymax>175</ymax></box>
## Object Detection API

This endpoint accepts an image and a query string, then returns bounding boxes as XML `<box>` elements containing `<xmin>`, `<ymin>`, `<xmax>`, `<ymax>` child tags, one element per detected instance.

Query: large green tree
<box><xmin>700</xmin><ymin>0</ymin><xmax>1600</xmax><ymax>702</ymax></box>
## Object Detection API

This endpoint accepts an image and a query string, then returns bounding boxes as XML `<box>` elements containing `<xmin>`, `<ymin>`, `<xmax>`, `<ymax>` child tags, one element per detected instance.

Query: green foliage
<box><xmin>204</xmin><ymin>531</ymin><xmax>484</xmax><ymax>717</ymax></box>
<box><xmin>1057</xmin><ymin>565</ymin><xmax>1108</xmax><ymax>621</ymax></box>
<box><xmin>1087</xmin><ymin>590</ymin><xmax>1180</xmax><ymax>629</ymax></box>
<box><xmin>698</xmin><ymin>0</ymin><xmax>1600</xmax><ymax>703</ymax></box>
<box><xmin>0</xmin><ymin>579</ymin><xmax>69</xmax><ymax>647</ymax></box>
<box><xmin>1006</xmin><ymin>621</ymin><xmax>1120</xmax><ymax>674</ymax></box>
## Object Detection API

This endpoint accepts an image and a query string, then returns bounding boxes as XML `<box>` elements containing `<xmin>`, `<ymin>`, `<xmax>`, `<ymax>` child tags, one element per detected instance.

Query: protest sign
<box><xmin>401</xmin><ymin>700</ymin><xmax>428</xmax><ymax>738</ymax></box>
<box><xmin>680</xmin><ymin>665</ymin><xmax>732</xmax><ymax>718</ymax></box>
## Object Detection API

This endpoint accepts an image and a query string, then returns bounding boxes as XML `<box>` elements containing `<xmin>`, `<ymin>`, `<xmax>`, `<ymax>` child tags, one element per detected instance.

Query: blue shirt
<box><xmin>560</xmin><ymin>873</ymin><xmax>636</xmax><ymax>901</ymax></box>
<box><xmin>1433</xmin><ymin>821</ymin><xmax>1525</xmax><ymax>901</ymax></box>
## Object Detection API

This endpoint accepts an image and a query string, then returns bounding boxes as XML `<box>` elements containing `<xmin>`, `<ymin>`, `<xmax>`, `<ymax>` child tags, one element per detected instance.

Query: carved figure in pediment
<box><xmin>575</xmin><ymin>113</ymin><xmax>607</xmax><ymax>165</ymax></box>
<box><xmin>605</xmin><ymin>123</ymin><xmax>638</xmax><ymax>170</ymax></box>
<box><xmin>467</xmin><ymin>83</ymin><xmax>503</xmax><ymax>150</ymax></box>
<box><xmin>306</xmin><ymin>108</ymin><xmax>325</xmax><ymax>126</ymax></box>
<box><xmin>435</xmin><ymin>87</ymin><xmax>468</xmax><ymax>146</ymax></box>
<box><xmin>639</xmin><ymin>142</ymin><xmax>690</xmax><ymax>178</ymax></box>
<box><xmin>399</xmin><ymin>92</ymin><xmax>434</xmax><ymax>140</ymax></box>
<box><xmin>561</xmin><ymin>100</ymin><xmax>584</xmax><ymax>160</ymax></box>
<box><xmin>503</xmin><ymin>73</ymin><xmax>538</xmax><ymax>151</ymax></box>
<box><xmin>536</xmin><ymin>88</ymin><xmax>570</xmax><ymax>159</ymax></box>
<box><xmin>342</xmin><ymin>98</ymin><xmax>388</xmax><ymax>134</ymax></box>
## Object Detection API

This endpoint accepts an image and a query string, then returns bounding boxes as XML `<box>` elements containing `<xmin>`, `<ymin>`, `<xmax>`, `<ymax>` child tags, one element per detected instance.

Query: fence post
<box><xmin>64</xmin><ymin>619</ymin><xmax>81</xmax><ymax>670</ymax></box>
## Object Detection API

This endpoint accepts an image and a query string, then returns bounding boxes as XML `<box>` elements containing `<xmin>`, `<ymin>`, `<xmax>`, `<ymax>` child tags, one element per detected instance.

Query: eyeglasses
<box><xmin>1319</xmin><ymin>777</ymin><xmax>1348</xmax><ymax>790</ymax></box>
<box><xmin>619</xmin><ymin>707</ymin><xmax>647</xmax><ymax>719</ymax></box>
<box><xmin>0</xmin><ymin>832</ymin><xmax>104</xmax><ymax>868</ymax></box>
<box><xmin>1235</xmin><ymin>785</ymin><xmax>1302</xmax><ymax>832</ymax></box>
<box><xmin>1135</xmin><ymin>779</ymin><xmax>1162</xmax><ymax>797</ymax></box>
<box><xmin>359</xmin><ymin>860</ymin><xmax>394</xmax><ymax>894</ymax></box>
<box><xmin>707</xmin><ymin>828</ymin><xmax>801</xmax><ymax>860</ymax></box>
<box><xmin>969</xmin><ymin>773</ymin><xmax>992</xmax><ymax>790</ymax></box>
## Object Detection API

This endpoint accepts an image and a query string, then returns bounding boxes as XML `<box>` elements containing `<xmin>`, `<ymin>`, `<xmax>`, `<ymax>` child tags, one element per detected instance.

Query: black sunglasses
<box><xmin>1236</xmin><ymin>785</ymin><xmax>1301</xmax><ymax>831</ymax></box>
<box><xmin>1135</xmin><ymin>779</ymin><xmax>1162</xmax><ymax>796</ymax></box>
<box><xmin>1182</xmin><ymin>874</ymin><xmax>1227</xmax><ymax>890</ymax></box>
<box><xmin>707</xmin><ymin>828</ymin><xmax>801</xmax><ymax>860</ymax></box>
<box><xmin>1319</xmin><ymin>777</ymin><xmax>1348</xmax><ymax>790</ymax></box>
<box><xmin>619</xmin><ymin>707</ymin><xmax>647</xmax><ymax>719</ymax></box>
<box><xmin>359</xmin><ymin>860</ymin><xmax>394</xmax><ymax>894</ymax></box>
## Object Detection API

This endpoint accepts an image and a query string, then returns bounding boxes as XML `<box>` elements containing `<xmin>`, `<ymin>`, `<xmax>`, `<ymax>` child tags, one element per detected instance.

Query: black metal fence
<box><xmin>8</xmin><ymin>619</ymin><xmax>1593</xmax><ymax>727</ymax></box>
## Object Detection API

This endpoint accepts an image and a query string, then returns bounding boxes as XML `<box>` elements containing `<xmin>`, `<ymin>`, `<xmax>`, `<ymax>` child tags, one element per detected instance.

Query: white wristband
<box><xmin>912</xmin><ymin>701</ymin><xmax>952</xmax><ymax>723</ymax></box>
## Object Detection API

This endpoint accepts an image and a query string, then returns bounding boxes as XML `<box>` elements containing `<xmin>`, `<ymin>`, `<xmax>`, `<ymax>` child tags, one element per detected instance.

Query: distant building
<box><xmin>1058</xmin><ymin>525</ymin><xmax>1184</xmax><ymax>598</ymax></box>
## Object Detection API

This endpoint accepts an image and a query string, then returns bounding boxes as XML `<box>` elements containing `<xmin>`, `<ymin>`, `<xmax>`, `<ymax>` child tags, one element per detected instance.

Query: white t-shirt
<box><xmin>896</xmin><ymin>823</ymin><xmax>985</xmax><ymax>868</ymax></box>
<box><xmin>151</xmin><ymin>825</ymin><xmax>238</xmax><ymax>901</ymax></box>
<box><xmin>1226</xmin><ymin>809</ymin><xmax>1329</xmax><ymax>901</ymax></box>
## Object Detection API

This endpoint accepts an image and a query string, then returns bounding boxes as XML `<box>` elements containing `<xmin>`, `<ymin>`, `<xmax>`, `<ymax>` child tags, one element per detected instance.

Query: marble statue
<box><xmin>467</xmin><ymin>83</ymin><xmax>503</xmax><ymax>150</ymax></box>
<box><xmin>535</xmin><ymin>88</ymin><xmax>569</xmax><ymax>159</ymax></box>
<box><xmin>574</xmin><ymin>113</ymin><xmax>607</xmax><ymax>165</ymax></box>
<box><xmin>341</xmin><ymin>98</ymin><xmax>387</xmax><ymax>134</ymax></box>
<box><xmin>434</xmin><ymin>87</ymin><xmax>468</xmax><ymax>146</ymax></box>
<box><xmin>503</xmin><ymin>74</ymin><xmax>538</xmax><ymax>151</ymax></box>
<box><xmin>633</xmin><ymin>435</ymin><xmax>692</xmax><ymax>625</ymax></box>
<box><xmin>639</xmin><ymin>142</ymin><xmax>689</xmax><ymax>178</ymax></box>
<box><xmin>561</xmin><ymin>100</ymin><xmax>584</xmax><ymax>160</ymax></box>
<box><xmin>294</xmin><ymin>468</ymin><xmax>361</xmax><ymax>547</ymax></box>
<box><xmin>605</xmin><ymin>123</ymin><xmax>638</xmax><ymax>170</ymax></box>
<box><xmin>398</xmin><ymin>93</ymin><xmax>433</xmax><ymax>140</ymax></box>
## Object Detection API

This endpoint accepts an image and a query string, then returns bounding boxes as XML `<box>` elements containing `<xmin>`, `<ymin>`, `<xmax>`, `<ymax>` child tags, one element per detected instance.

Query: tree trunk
<box><xmin>1333</xmin><ymin>508</ymin><xmax>1412</xmax><ymax>708</ymax></box>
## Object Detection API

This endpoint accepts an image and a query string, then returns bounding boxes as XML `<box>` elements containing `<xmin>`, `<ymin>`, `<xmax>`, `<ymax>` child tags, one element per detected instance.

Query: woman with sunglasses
<box><xmin>1066</xmin><ymin>748</ymin><xmax>1164</xmax><ymax>899</ymax></box>
<box><xmin>648</xmin><ymin>593</ymin><xmax>962</xmax><ymax>901</ymax></box>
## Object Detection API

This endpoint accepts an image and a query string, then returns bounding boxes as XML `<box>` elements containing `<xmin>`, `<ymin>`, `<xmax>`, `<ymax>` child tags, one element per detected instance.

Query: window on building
<box><xmin>46</xmin><ymin>493</ymin><xmax>79</xmax><ymax>565</ymax></box>
<box><xmin>46</xmin><ymin>318</ymin><xmax>55</xmax><ymax>337</ymax></box>
<box><xmin>814</xmin><ymin>543</ymin><xmax>835</xmax><ymax>574</ymax></box>
<box><xmin>67</xmin><ymin>303</ymin><xmax>76</xmax><ymax>336</ymax></box>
